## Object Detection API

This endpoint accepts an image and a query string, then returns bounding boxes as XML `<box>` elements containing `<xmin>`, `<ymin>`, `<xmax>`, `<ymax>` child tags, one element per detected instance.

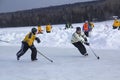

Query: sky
<box><xmin>0</xmin><ymin>0</ymin><xmax>93</xmax><ymax>13</ymax></box>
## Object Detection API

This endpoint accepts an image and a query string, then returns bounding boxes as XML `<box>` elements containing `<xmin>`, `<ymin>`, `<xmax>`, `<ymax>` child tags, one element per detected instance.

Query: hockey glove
<box><xmin>84</xmin><ymin>42</ymin><xmax>90</xmax><ymax>46</ymax></box>
<box><xmin>84</xmin><ymin>38</ymin><xmax>87</xmax><ymax>42</ymax></box>
<box><xmin>35</xmin><ymin>37</ymin><xmax>40</xmax><ymax>43</ymax></box>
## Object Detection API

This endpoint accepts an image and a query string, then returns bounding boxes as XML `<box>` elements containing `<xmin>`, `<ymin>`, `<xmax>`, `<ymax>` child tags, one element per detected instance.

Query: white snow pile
<box><xmin>0</xmin><ymin>20</ymin><xmax>120</xmax><ymax>49</ymax></box>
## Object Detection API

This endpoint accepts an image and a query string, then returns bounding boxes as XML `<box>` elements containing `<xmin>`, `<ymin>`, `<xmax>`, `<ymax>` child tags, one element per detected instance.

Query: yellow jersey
<box><xmin>23</xmin><ymin>32</ymin><xmax>36</xmax><ymax>46</ymax></box>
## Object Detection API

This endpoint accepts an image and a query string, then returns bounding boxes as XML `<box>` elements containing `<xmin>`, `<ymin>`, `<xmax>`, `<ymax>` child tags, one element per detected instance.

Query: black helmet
<box><xmin>31</xmin><ymin>28</ymin><xmax>37</xmax><ymax>33</ymax></box>
<box><xmin>76</xmin><ymin>27</ymin><xmax>81</xmax><ymax>31</ymax></box>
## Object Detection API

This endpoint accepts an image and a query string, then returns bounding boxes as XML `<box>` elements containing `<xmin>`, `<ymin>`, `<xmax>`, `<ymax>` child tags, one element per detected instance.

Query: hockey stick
<box><xmin>89</xmin><ymin>46</ymin><xmax>100</xmax><ymax>59</ymax></box>
<box><xmin>0</xmin><ymin>39</ymin><xmax>9</xmax><ymax>43</ymax></box>
<box><xmin>37</xmin><ymin>50</ymin><xmax>53</xmax><ymax>62</ymax></box>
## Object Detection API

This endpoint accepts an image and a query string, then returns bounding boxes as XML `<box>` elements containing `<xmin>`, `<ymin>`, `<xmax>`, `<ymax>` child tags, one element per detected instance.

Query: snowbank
<box><xmin>0</xmin><ymin>20</ymin><xmax>120</xmax><ymax>49</ymax></box>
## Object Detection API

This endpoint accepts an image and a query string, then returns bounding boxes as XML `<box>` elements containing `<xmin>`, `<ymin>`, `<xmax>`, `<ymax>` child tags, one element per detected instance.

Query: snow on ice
<box><xmin>0</xmin><ymin>20</ymin><xmax>120</xmax><ymax>80</ymax></box>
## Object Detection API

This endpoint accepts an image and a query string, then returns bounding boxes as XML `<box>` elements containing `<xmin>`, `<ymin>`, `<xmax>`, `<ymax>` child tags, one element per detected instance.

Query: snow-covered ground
<box><xmin>0</xmin><ymin>20</ymin><xmax>120</xmax><ymax>80</ymax></box>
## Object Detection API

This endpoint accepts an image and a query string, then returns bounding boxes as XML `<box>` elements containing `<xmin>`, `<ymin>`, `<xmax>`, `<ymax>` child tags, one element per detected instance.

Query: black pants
<box><xmin>84</xmin><ymin>31</ymin><xmax>89</xmax><ymax>37</ymax></box>
<box><xmin>113</xmin><ymin>26</ymin><xmax>118</xmax><ymax>29</ymax></box>
<box><xmin>46</xmin><ymin>31</ymin><xmax>51</xmax><ymax>33</ymax></box>
<box><xmin>73</xmin><ymin>42</ymin><xmax>87</xmax><ymax>55</ymax></box>
<box><xmin>16</xmin><ymin>42</ymin><xmax>37</xmax><ymax>60</ymax></box>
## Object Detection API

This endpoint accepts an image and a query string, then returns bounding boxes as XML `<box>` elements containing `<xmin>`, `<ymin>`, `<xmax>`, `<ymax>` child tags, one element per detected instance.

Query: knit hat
<box><xmin>76</xmin><ymin>27</ymin><xmax>81</xmax><ymax>31</ymax></box>
<box><xmin>31</xmin><ymin>27</ymin><xmax>37</xmax><ymax>33</ymax></box>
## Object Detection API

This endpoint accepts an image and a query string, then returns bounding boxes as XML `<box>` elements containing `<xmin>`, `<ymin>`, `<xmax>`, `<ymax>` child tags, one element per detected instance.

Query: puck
<box><xmin>97</xmin><ymin>57</ymin><xmax>100</xmax><ymax>59</ymax></box>
<box><xmin>51</xmin><ymin>60</ymin><xmax>53</xmax><ymax>62</ymax></box>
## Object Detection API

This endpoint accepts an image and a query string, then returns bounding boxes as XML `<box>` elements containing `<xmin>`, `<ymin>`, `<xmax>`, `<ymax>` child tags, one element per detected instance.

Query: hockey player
<box><xmin>118</xmin><ymin>20</ymin><xmax>120</xmax><ymax>30</ymax></box>
<box><xmin>65</xmin><ymin>22</ymin><xmax>73</xmax><ymax>29</ymax></box>
<box><xmin>37</xmin><ymin>25</ymin><xmax>43</xmax><ymax>34</ymax></box>
<box><xmin>89</xmin><ymin>22</ymin><xmax>94</xmax><ymax>31</ymax></box>
<box><xmin>71</xmin><ymin>27</ymin><xmax>90</xmax><ymax>56</ymax></box>
<box><xmin>113</xmin><ymin>18</ymin><xmax>119</xmax><ymax>29</ymax></box>
<box><xmin>46</xmin><ymin>24</ymin><xmax>52</xmax><ymax>33</ymax></box>
<box><xmin>16</xmin><ymin>28</ymin><xmax>40</xmax><ymax>61</ymax></box>
<box><xmin>83</xmin><ymin>21</ymin><xmax>91</xmax><ymax>37</ymax></box>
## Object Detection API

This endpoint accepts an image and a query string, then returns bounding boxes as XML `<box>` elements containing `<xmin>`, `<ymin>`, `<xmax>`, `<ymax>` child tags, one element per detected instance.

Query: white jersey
<box><xmin>71</xmin><ymin>32</ymin><xmax>86</xmax><ymax>43</ymax></box>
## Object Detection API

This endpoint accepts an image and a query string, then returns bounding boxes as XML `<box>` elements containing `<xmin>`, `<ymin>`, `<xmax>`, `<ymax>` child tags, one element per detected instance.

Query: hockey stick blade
<box><xmin>97</xmin><ymin>56</ymin><xmax>100</xmax><ymax>59</ymax></box>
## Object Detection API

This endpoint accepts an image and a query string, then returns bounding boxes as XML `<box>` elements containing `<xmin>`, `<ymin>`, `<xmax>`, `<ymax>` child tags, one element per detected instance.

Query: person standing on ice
<box><xmin>16</xmin><ymin>28</ymin><xmax>40</xmax><ymax>61</ymax></box>
<box><xmin>112</xmin><ymin>18</ymin><xmax>119</xmax><ymax>29</ymax></box>
<box><xmin>65</xmin><ymin>22</ymin><xmax>73</xmax><ymax>29</ymax></box>
<box><xmin>82</xmin><ymin>21</ymin><xmax>91</xmax><ymax>37</ymax></box>
<box><xmin>89</xmin><ymin>21</ymin><xmax>94</xmax><ymax>31</ymax></box>
<box><xmin>119</xmin><ymin>21</ymin><xmax>120</xmax><ymax>30</ymax></box>
<box><xmin>46</xmin><ymin>23</ymin><xmax>52</xmax><ymax>33</ymax></box>
<box><xmin>37</xmin><ymin>25</ymin><xmax>43</xmax><ymax>34</ymax></box>
<box><xmin>71</xmin><ymin>27</ymin><xmax>90</xmax><ymax>56</ymax></box>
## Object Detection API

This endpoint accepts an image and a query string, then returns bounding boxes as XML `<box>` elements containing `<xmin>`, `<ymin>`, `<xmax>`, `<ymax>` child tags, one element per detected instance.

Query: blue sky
<box><xmin>0</xmin><ymin>0</ymin><xmax>93</xmax><ymax>13</ymax></box>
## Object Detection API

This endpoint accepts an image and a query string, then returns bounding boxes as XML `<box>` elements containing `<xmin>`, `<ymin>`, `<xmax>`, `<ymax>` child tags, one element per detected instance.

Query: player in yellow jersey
<box><xmin>46</xmin><ymin>24</ymin><xmax>52</xmax><ymax>33</ymax></box>
<box><xmin>16</xmin><ymin>28</ymin><xmax>40</xmax><ymax>61</ymax></box>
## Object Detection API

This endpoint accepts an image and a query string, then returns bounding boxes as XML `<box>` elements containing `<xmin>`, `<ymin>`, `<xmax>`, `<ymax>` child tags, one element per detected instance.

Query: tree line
<box><xmin>0</xmin><ymin>0</ymin><xmax>120</xmax><ymax>27</ymax></box>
